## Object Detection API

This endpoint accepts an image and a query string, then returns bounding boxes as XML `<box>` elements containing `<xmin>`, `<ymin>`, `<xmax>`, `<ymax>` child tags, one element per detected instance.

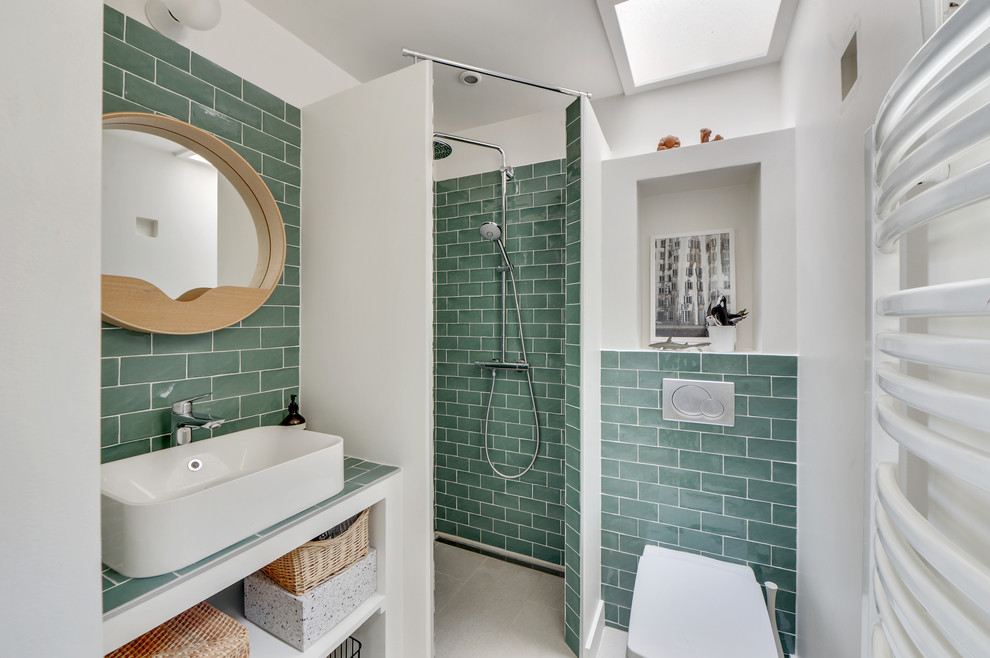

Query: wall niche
<box><xmin>602</xmin><ymin>129</ymin><xmax>797</xmax><ymax>354</ymax></box>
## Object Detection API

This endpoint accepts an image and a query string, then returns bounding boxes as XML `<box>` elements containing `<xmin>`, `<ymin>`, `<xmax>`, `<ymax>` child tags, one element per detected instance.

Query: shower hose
<box><xmin>481</xmin><ymin>261</ymin><xmax>541</xmax><ymax>480</ymax></box>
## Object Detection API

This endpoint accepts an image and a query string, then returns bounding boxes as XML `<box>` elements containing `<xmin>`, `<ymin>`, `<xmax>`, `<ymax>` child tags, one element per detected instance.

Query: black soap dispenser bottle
<box><xmin>280</xmin><ymin>394</ymin><xmax>307</xmax><ymax>429</ymax></box>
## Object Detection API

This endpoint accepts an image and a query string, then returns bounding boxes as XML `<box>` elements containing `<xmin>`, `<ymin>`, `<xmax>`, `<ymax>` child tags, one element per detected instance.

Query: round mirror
<box><xmin>101</xmin><ymin>112</ymin><xmax>285</xmax><ymax>334</ymax></box>
<box><xmin>102</xmin><ymin>130</ymin><xmax>260</xmax><ymax>297</ymax></box>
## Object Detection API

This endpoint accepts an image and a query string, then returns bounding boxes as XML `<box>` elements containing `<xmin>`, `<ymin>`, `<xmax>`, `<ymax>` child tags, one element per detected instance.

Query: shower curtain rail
<box><xmin>401</xmin><ymin>48</ymin><xmax>591</xmax><ymax>98</ymax></box>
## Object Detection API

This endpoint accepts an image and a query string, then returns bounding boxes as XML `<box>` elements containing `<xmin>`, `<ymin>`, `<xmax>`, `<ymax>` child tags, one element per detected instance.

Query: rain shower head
<box><xmin>433</xmin><ymin>140</ymin><xmax>452</xmax><ymax>160</ymax></box>
<box><xmin>479</xmin><ymin>222</ymin><xmax>502</xmax><ymax>241</ymax></box>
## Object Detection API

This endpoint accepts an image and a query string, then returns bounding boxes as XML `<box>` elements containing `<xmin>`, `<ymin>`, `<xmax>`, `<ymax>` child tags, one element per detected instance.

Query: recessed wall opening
<box><xmin>135</xmin><ymin>216</ymin><xmax>159</xmax><ymax>238</ymax></box>
<box><xmin>637</xmin><ymin>165</ymin><xmax>760</xmax><ymax>351</ymax></box>
<box><xmin>841</xmin><ymin>32</ymin><xmax>858</xmax><ymax>101</ymax></box>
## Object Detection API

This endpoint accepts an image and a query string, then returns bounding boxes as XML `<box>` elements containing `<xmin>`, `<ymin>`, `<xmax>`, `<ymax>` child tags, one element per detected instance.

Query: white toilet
<box><xmin>626</xmin><ymin>546</ymin><xmax>785</xmax><ymax>658</ymax></box>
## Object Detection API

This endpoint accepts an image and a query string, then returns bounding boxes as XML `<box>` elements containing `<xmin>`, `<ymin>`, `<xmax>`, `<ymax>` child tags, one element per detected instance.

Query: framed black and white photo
<box><xmin>650</xmin><ymin>229</ymin><xmax>735</xmax><ymax>341</ymax></box>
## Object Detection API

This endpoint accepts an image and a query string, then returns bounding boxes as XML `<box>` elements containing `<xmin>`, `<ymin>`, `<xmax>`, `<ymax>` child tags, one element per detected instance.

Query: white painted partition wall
<box><xmin>1</xmin><ymin>3</ymin><xmax>103</xmax><ymax>656</ymax></box>
<box><xmin>301</xmin><ymin>61</ymin><xmax>434</xmax><ymax>657</ymax></box>
<box><xmin>867</xmin><ymin>3</ymin><xmax>990</xmax><ymax>655</ymax></box>
<box><xmin>578</xmin><ymin>96</ymin><xmax>611</xmax><ymax>657</ymax></box>
<box><xmin>600</xmin><ymin>130</ymin><xmax>796</xmax><ymax>353</ymax></box>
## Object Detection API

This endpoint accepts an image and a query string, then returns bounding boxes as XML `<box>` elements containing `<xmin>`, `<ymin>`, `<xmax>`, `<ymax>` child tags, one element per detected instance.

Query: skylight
<box><xmin>598</xmin><ymin>0</ymin><xmax>795</xmax><ymax>94</ymax></box>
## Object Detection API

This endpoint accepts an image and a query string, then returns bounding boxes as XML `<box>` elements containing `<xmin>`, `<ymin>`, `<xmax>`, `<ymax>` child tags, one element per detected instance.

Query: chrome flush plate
<box><xmin>662</xmin><ymin>378</ymin><xmax>735</xmax><ymax>427</ymax></box>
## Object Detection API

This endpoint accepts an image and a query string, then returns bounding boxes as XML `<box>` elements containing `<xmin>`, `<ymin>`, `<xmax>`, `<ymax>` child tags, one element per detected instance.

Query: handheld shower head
<box><xmin>480</xmin><ymin>222</ymin><xmax>512</xmax><ymax>268</ymax></box>
<box><xmin>479</xmin><ymin>222</ymin><xmax>502</xmax><ymax>241</ymax></box>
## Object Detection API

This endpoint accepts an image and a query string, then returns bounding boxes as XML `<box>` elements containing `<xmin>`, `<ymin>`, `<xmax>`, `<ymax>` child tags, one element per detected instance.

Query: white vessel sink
<box><xmin>101</xmin><ymin>425</ymin><xmax>344</xmax><ymax>578</ymax></box>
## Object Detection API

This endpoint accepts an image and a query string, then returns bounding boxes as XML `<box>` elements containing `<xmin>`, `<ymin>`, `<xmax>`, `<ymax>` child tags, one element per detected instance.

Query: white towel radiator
<box><xmin>868</xmin><ymin>2</ymin><xmax>990</xmax><ymax>656</ymax></box>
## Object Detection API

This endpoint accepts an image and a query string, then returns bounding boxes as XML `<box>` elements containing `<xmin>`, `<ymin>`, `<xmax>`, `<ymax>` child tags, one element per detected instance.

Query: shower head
<box><xmin>481</xmin><ymin>222</ymin><xmax>512</xmax><ymax>269</ymax></box>
<box><xmin>479</xmin><ymin>222</ymin><xmax>502</xmax><ymax>241</ymax></box>
<box><xmin>433</xmin><ymin>140</ymin><xmax>452</xmax><ymax>160</ymax></box>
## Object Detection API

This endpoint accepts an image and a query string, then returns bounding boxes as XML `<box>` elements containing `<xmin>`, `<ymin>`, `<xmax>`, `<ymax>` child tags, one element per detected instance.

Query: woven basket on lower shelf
<box><xmin>106</xmin><ymin>602</ymin><xmax>249</xmax><ymax>658</ymax></box>
<box><xmin>262</xmin><ymin>508</ymin><xmax>370</xmax><ymax>595</ymax></box>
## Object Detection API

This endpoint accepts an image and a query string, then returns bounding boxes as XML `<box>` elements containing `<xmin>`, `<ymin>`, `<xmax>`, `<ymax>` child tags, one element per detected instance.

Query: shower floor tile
<box><xmin>434</xmin><ymin>542</ymin><xmax>572</xmax><ymax>658</ymax></box>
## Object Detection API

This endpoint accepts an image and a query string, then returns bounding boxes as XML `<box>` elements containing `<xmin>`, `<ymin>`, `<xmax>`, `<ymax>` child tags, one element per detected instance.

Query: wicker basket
<box><xmin>106</xmin><ymin>602</ymin><xmax>249</xmax><ymax>658</ymax></box>
<box><xmin>261</xmin><ymin>508</ymin><xmax>370</xmax><ymax>595</ymax></box>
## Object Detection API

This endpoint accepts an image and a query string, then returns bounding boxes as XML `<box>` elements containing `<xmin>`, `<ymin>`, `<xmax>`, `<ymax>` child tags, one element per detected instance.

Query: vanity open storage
<box><xmin>102</xmin><ymin>459</ymin><xmax>401</xmax><ymax>657</ymax></box>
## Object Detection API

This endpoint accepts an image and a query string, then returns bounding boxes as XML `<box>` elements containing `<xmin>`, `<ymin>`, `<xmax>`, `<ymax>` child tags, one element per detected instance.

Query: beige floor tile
<box><xmin>468</xmin><ymin>555</ymin><xmax>543</xmax><ymax>599</ymax></box>
<box><xmin>435</xmin><ymin>580</ymin><xmax>519</xmax><ymax>657</ymax></box>
<box><xmin>434</xmin><ymin>570</ymin><xmax>464</xmax><ymax>613</ymax></box>
<box><xmin>440</xmin><ymin>561</ymin><xmax>535</xmax><ymax>625</ymax></box>
<box><xmin>434</xmin><ymin>541</ymin><xmax>486</xmax><ymax>580</ymax></box>
<box><xmin>505</xmin><ymin>600</ymin><xmax>573</xmax><ymax>657</ymax></box>
<box><xmin>527</xmin><ymin>572</ymin><xmax>566</xmax><ymax>610</ymax></box>
<box><xmin>434</xmin><ymin>543</ymin><xmax>572</xmax><ymax>658</ymax></box>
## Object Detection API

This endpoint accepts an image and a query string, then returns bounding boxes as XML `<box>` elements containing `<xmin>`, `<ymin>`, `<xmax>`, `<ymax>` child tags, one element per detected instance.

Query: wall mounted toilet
<box><xmin>627</xmin><ymin>546</ymin><xmax>784</xmax><ymax>658</ymax></box>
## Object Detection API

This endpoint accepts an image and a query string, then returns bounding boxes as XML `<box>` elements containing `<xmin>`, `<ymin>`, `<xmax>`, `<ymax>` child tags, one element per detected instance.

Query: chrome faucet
<box><xmin>170</xmin><ymin>392</ymin><xmax>225</xmax><ymax>447</ymax></box>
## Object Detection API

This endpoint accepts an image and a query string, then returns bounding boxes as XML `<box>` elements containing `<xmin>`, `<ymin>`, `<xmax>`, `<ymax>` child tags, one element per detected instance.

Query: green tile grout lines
<box><xmin>562</xmin><ymin>98</ymin><xmax>582</xmax><ymax>656</ymax></box>
<box><xmin>102</xmin><ymin>459</ymin><xmax>397</xmax><ymax>614</ymax></box>
<box><xmin>434</xmin><ymin>100</ymin><xmax>583</xmax><ymax>656</ymax></box>
<box><xmin>100</xmin><ymin>5</ymin><xmax>301</xmax><ymax>463</ymax></box>
<box><xmin>600</xmin><ymin>350</ymin><xmax>798</xmax><ymax>656</ymax></box>
<box><xmin>434</xmin><ymin>158</ymin><xmax>568</xmax><ymax>568</ymax></box>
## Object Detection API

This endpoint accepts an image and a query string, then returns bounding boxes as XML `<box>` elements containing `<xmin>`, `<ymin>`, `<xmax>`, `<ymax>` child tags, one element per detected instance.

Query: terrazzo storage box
<box><xmin>244</xmin><ymin>548</ymin><xmax>377</xmax><ymax>650</ymax></box>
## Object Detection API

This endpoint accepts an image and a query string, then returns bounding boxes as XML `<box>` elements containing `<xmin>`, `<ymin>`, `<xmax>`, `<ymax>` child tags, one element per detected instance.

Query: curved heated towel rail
<box><xmin>869</xmin><ymin>2</ymin><xmax>990</xmax><ymax>655</ymax></box>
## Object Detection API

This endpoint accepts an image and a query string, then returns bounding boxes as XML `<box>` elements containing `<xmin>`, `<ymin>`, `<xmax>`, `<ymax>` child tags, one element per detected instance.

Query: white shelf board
<box><xmin>208</xmin><ymin>581</ymin><xmax>385</xmax><ymax>658</ymax></box>
<box><xmin>102</xmin><ymin>470</ymin><xmax>397</xmax><ymax>654</ymax></box>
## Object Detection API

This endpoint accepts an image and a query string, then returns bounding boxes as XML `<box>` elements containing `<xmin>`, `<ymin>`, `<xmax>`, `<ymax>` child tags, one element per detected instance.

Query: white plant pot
<box><xmin>706</xmin><ymin>326</ymin><xmax>737</xmax><ymax>352</ymax></box>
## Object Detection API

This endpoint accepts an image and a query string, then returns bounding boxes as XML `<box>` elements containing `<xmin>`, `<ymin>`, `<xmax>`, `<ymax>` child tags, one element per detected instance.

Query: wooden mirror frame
<box><xmin>102</xmin><ymin>112</ymin><xmax>286</xmax><ymax>335</ymax></box>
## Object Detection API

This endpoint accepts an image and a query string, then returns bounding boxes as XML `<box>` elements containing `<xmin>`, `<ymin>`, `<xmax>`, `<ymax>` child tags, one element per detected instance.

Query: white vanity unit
<box><xmin>102</xmin><ymin>459</ymin><xmax>401</xmax><ymax>657</ymax></box>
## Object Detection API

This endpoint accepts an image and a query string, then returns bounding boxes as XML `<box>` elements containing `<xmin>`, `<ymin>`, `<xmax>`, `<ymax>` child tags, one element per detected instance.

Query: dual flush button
<box><xmin>661</xmin><ymin>378</ymin><xmax>735</xmax><ymax>427</ymax></box>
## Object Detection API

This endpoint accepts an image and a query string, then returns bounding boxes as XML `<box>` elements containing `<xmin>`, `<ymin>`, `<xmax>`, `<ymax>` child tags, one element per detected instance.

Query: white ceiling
<box><xmin>243</xmin><ymin>0</ymin><xmax>625</xmax><ymax>131</ymax></box>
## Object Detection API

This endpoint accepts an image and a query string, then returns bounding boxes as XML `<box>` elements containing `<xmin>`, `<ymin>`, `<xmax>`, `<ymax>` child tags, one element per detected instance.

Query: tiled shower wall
<box><xmin>562</xmin><ymin>98</ymin><xmax>582</xmax><ymax>655</ymax></box>
<box><xmin>100</xmin><ymin>5</ymin><xmax>301</xmax><ymax>463</ymax></box>
<box><xmin>433</xmin><ymin>159</ymin><xmax>568</xmax><ymax>566</ymax></box>
<box><xmin>601</xmin><ymin>351</ymin><xmax>798</xmax><ymax>656</ymax></box>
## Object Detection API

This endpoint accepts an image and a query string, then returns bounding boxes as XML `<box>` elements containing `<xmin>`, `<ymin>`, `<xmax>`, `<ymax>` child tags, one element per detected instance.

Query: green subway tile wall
<box><xmin>562</xmin><ymin>98</ymin><xmax>582</xmax><ymax>656</ymax></box>
<box><xmin>601</xmin><ymin>351</ymin><xmax>797</xmax><ymax>656</ymax></box>
<box><xmin>433</xmin><ymin>159</ymin><xmax>567</xmax><ymax>567</ymax></box>
<box><xmin>101</xmin><ymin>5</ymin><xmax>301</xmax><ymax>462</ymax></box>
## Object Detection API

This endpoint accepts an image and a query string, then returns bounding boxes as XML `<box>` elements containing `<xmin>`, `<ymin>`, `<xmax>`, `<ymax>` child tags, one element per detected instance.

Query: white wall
<box><xmin>779</xmin><ymin>1</ymin><xmax>923</xmax><ymax>656</ymax></box>
<box><xmin>300</xmin><ymin>61</ymin><xmax>434</xmax><ymax>657</ymax></box>
<box><xmin>639</xmin><ymin>176</ymin><xmax>758</xmax><ymax>351</ymax></box>
<box><xmin>216</xmin><ymin>175</ymin><xmax>259</xmax><ymax>287</ymax></box>
<box><xmin>433</xmin><ymin>106</ymin><xmax>568</xmax><ymax>180</ymax></box>
<box><xmin>104</xmin><ymin>0</ymin><xmax>358</xmax><ymax>107</ymax></box>
<box><xmin>102</xmin><ymin>131</ymin><xmax>219</xmax><ymax>298</ymax></box>
<box><xmin>0</xmin><ymin>3</ymin><xmax>103</xmax><ymax>656</ymax></box>
<box><xmin>443</xmin><ymin>61</ymin><xmax>786</xmax><ymax>179</ymax></box>
<box><xmin>592</xmin><ymin>63</ymin><xmax>786</xmax><ymax>160</ymax></box>
<box><xmin>579</xmin><ymin>96</ymin><xmax>610</xmax><ymax>657</ymax></box>
<box><xmin>601</xmin><ymin>131</ymin><xmax>797</xmax><ymax>355</ymax></box>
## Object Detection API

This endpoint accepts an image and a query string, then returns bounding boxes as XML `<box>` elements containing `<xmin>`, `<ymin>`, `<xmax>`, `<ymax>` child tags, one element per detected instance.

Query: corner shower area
<box><xmin>427</xmin><ymin>51</ymin><xmax>588</xmax><ymax>657</ymax></box>
<box><xmin>302</xmin><ymin>52</ymin><xmax>608</xmax><ymax>656</ymax></box>
<box><xmin>434</xmin><ymin>153</ymin><xmax>568</xmax><ymax>561</ymax></box>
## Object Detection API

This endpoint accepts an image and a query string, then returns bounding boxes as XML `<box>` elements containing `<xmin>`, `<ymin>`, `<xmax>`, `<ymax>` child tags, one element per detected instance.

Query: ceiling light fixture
<box><xmin>459</xmin><ymin>70</ymin><xmax>482</xmax><ymax>86</ymax></box>
<box><xmin>146</xmin><ymin>0</ymin><xmax>222</xmax><ymax>40</ymax></box>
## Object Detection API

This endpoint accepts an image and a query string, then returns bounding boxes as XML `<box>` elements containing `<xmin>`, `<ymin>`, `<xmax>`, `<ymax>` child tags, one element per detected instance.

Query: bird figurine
<box><xmin>706</xmin><ymin>295</ymin><xmax>748</xmax><ymax>326</ymax></box>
